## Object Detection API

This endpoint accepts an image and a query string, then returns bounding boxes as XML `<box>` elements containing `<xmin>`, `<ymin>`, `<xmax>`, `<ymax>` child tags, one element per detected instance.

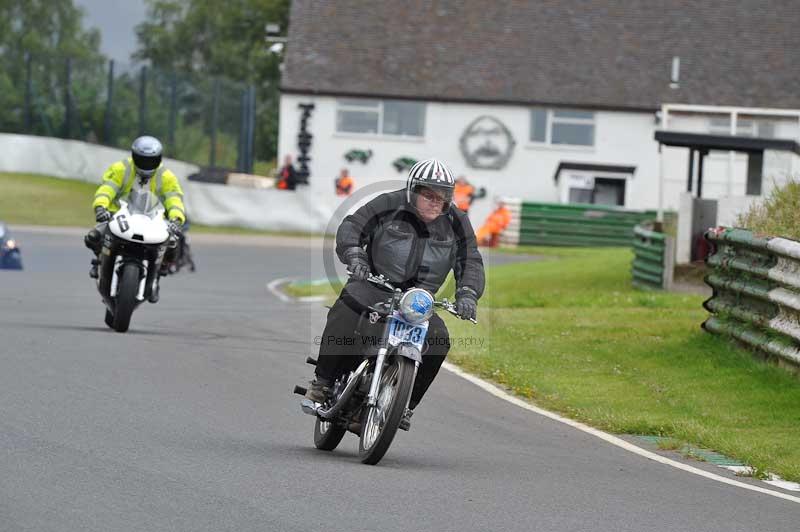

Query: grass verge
<box><xmin>443</xmin><ymin>246</ymin><xmax>800</xmax><ymax>481</ymax></box>
<box><xmin>0</xmin><ymin>172</ymin><xmax>96</xmax><ymax>226</ymax></box>
<box><xmin>284</xmin><ymin>279</ymin><xmax>342</xmax><ymax>300</ymax></box>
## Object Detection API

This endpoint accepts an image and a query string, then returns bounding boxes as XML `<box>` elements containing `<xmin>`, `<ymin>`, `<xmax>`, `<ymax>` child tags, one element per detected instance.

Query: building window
<box><xmin>708</xmin><ymin>116</ymin><xmax>775</xmax><ymax>138</ymax></box>
<box><xmin>336</xmin><ymin>99</ymin><xmax>380</xmax><ymax>134</ymax></box>
<box><xmin>566</xmin><ymin>176</ymin><xmax>626</xmax><ymax>206</ymax></box>
<box><xmin>530</xmin><ymin>108</ymin><xmax>595</xmax><ymax>146</ymax></box>
<box><xmin>336</xmin><ymin>99</ymin><xmax>425</xmax><ymax>137</ymax></box>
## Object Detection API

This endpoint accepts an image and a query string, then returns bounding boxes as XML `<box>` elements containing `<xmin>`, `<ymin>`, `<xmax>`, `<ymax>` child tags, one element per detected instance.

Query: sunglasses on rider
<box><xmin>417</xmin><ymin>188</ymin><xmax>446</xmax><ymax>205</ymax></box>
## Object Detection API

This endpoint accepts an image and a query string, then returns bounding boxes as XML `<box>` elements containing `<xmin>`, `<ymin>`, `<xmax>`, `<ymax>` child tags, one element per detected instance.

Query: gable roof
<box><xmin>282</xmin><ymin>1</ymin><xmax>800</xmax><ymax>112</ymax></box>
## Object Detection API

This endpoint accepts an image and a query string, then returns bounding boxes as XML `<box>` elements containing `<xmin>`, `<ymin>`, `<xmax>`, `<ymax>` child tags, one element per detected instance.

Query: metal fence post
<box><xmin>24</xmin><ymin>53</ymin><xmax>32</xmax><ymax>133</ymax></box>
<box><xmin>168</xmin><ymin>71</ymin><xmax>177</xmax><ymax>153</ymax></box>
<box><xmin>246</xmin><ymin>85</ymin><xmax>256</xmax><ymax>173</ymax></box>
<box><xmin>138</xmin><ymin>65</ymin><xmax>148</xmax><ymax>135</ymax></box>
<box><xmin>63</xmin><ymin>57</ymin><xmax>73</xmax><ymax>139</ymax></box>
<box><xmin>104</xmin><ymin>59</ymin><xmax>115</xmax><ymax>144</ymax></box>
<box><xmin>663</xmin><ymin>234</ymin><xmax>676</xmax><ymax>290</ymax></box>
<box><xmin>237</xmin><ymin>87</ymin><xmax>247</xmax><ymax>172</ymax></box>
<box><xmin>209</xmin><ymin>78</ymin><xmax>220</xmax><ymax>168</ymax></box>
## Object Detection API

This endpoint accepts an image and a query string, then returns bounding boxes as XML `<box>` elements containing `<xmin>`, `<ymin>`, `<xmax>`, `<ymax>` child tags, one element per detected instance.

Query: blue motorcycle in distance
<box><xmin>0</xmin><ymin>223</ymin><xmax>23</xmax><ymax>270</ymax></box>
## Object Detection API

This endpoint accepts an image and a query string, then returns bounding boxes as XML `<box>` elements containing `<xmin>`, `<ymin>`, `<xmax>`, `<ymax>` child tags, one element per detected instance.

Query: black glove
<box><xmin>167</xmin><ymin>219</ymin><xmax>183</xmax><ymax>237</ymax></box>
<box><xmin>455</xmin><ymin>287</ymin><xmax>478</xmax><ymax>321</ymax></box>
<box><xmin>343</xmin><ymin>247</ymin><xmax>371</xmax><ymax>281</ymax></box>
<box><xmin>95</xmin><ymin>206</ymin><xmax>112</xmax><ymax>223</ymax></box>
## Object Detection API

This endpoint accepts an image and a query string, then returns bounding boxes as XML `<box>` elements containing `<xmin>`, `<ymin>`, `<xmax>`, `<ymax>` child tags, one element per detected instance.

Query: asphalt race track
<box><xmin>0</xmin><ymin>229</ymin><xmax>797</xmax><ymax>531</ymax></box>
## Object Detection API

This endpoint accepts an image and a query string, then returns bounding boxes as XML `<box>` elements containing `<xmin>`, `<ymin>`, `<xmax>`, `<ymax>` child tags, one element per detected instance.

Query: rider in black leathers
<box><xmin>306</xmin><ymin>158</ymin><xmax>485</xmax><ymax>430</ymax></box>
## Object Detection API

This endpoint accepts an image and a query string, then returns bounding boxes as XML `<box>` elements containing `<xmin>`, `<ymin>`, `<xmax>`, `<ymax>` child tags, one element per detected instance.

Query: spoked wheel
<box><xmin>359</xmin><ymin>356</ymin><xmax>415</xmax><ymax>465</ymax></box>
<box><xmin>313</xmin><ymin>416</ymin><xmax>347</xmax><ymax>451</ymax></box>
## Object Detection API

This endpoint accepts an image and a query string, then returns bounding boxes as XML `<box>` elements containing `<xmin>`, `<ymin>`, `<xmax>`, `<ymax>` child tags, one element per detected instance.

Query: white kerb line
<box><xmin>266</xmin><ymin>277</ymin><xmax>295</xmax><ymax>302</ymax></box>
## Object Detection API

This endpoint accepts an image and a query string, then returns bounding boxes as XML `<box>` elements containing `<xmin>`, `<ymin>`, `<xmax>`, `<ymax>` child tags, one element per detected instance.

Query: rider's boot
<box><xmin>305</xmin><ymin>376</ymin><xmax>332</xmax><ymax>403</ymax></box>
<box><xmin>89</xmin><ymin>258</ymin><xmax>99</xmax><ymax>279</ymax></box>
<box><xmin>148</xmin><ymin>276</ymin><xmax>160</xmax><ymax>304</ymax></box>
<box><xmin>398</xmin><ymin>408</ymin><xmax>413</xmax><ymax>431</ymax></box>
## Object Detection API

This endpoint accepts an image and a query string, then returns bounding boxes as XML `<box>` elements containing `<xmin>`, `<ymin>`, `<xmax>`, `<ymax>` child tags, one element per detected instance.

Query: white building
<box><xmin>278</xmin><ymin>1</ymin><xmax>800</xmax><ymax>232</ymax></box>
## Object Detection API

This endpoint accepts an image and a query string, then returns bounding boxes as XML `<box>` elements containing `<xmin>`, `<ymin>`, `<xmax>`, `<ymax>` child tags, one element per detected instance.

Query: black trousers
<box><xmin>84</xmin><ymin>222</ymin><xmax>108</xmax><ymax>254</ymax></box>
<box><xmin>315</xmin><ymin>280</ymin><xmax>450</xmax><ymax>410</ymax></box>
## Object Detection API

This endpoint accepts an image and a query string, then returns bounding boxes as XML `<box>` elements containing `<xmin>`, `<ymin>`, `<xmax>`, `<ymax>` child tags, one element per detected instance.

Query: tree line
<box><xmin>0</xmin><ymin>0</ymin><xmax>289</xmax><ymax>171</ymax></box>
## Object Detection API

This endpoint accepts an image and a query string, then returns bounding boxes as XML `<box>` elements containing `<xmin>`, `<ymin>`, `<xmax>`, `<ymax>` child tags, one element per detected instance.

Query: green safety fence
<box><xmin>632</xmin><ymin>223</ymin><xmax>674</xmax><ymax>290</ymax></box>
<box><xmin>501</xmin><ymin>200</ymin><xmax>659</xmax><ymax>247</ymax></box>
<box><xmin>703</xmin><ymin>227</ymin><xmax>800</xmax><ymax>370</ymax></box>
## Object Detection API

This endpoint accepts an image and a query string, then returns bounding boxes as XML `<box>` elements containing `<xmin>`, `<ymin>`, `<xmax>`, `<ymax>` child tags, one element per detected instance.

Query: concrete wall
<box><xmin>676</xmin><ymin>193</ymin><xmax>694</xmax><ymax>264</ymax></box>
<box><xmin>0</xmin><ymin>133</ymin><xmax>199</xmax><ymax>184</ymax></box>
<box><xmin>0</xmin><ymin>133</ymin><xmax>340</xmax><ymax>233</ymax></box>
<box><xmin>717</xmin><ymin>196</ymin><xmax>761</xmax><ymax>227</ymax></box>
<box><xmin>183</xmin><ymin>181</ymin><xmax>334</xmax><ymax>233</ymax></box>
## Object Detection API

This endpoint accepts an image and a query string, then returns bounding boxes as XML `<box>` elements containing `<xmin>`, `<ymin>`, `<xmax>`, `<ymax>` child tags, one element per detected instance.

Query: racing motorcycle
<box><xmin>96</xmin><ymin>189</ymin><xmax>173</xmax><ymax>333</ymax></box>
<box><xmin>294</xmin><ymin>273</ymin><xmax>476</xmax><ymax>465</ymax></box>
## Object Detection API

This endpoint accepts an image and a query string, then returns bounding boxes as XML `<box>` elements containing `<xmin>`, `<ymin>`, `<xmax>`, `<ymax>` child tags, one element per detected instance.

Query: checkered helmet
<box><xmin>406</xmin><ymin>158</ymin><xmax>456</xmax><ymax>213</ymax></box>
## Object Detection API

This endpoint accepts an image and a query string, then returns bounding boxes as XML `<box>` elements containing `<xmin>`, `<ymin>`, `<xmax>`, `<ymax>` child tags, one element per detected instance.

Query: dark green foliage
<box><xmin>134</xmin><ymin>0</ymin><xmax>290</xmax><ymax>162</ymax></box>
<box><xmin>0</xmin><ymin>0</ymin><xmax>104</xmax><ymax>137</ymax></box>
<box><xmin>1</xmin><ymin>0</ymin><xmax>289</xmax><ymax>168</ymax></box>
<box><xmin>737</xmin><ymin>181</ymin><xmax>800</xmax><ymax>240</ymax></box>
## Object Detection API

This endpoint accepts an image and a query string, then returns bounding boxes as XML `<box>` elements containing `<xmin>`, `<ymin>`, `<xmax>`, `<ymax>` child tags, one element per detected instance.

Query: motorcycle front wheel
<box><xmin>358</xmin><ymin>355</ymin><xmax>415</xmax><ymax>465</ymax></box>
<box><xmin>112</xmin><ymin>262</ymin><xmax>140</xmax><ymax>333</ymax></box>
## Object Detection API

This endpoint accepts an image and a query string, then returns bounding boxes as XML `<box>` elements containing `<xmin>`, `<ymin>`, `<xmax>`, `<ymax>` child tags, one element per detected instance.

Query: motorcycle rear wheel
<box><xmin>358</xmin><ymin>356</ymin><xmax>414</xmax><ymax>465</ymax></box>
<box><xmin>313</xmin><ymin>417</ymin><xmax>347</xmax><ymax>451</ymax></box>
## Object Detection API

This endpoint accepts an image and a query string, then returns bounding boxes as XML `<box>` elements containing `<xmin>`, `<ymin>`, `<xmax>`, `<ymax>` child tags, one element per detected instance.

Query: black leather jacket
<box><xmin>336</xmin><ymin>189</ymin><xmax>485</xmax><ymax>298</ymax></box>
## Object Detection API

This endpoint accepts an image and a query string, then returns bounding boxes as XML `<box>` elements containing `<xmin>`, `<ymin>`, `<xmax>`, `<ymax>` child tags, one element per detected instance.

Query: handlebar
<box><xmin>365</xmin><ymin>272</ymin><xmax>396</xmax><ymax>291</ymax></box>
<box><xmin>435</xmin><ymin>299</ymin><xmax>478</xmax><ymax>324</ymax></box>
<box><xmin>347</xmin><ymin>270</ymin><xmax>478</xmax><ymax>324</ymax></box>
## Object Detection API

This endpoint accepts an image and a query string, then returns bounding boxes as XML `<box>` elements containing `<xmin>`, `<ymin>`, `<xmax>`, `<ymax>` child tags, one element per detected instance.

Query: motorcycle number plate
<box><xmin>387</xmin><ymin>314</ymin><xmax>428</xmax><ymax>350</ymax></box>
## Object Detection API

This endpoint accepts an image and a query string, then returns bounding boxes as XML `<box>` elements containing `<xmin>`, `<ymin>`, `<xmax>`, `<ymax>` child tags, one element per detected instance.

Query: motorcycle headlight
<box><xmin>398</xmin><ymin>288</ymin><xmax>434</xmax><ymax>324</ymax></box>
<box><xmin>4</xmin><ymin>239</ymin><xmax>16</xmax><ymax>250</ymax></box>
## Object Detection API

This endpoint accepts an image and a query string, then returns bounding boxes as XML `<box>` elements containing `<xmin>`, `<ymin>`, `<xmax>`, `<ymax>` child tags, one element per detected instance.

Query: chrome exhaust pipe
<box><xmin>315</xmin><ymin>359</ymin><xmax>370</xmax><ymax>420</ymax></box>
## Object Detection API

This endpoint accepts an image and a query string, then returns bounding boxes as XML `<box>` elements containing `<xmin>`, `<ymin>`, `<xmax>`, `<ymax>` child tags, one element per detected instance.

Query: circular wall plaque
<box><xmin>459</xmin><ymin>116</ymin><xmax>516</xmax><ymax>170</ymax></box>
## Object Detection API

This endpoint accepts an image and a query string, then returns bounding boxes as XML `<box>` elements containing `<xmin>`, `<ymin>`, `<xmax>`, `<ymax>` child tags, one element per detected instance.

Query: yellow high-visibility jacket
<box><xmin>92</xmin><ymin>158</ymin><xmax>186</xmax><ymax>223</ymax></box>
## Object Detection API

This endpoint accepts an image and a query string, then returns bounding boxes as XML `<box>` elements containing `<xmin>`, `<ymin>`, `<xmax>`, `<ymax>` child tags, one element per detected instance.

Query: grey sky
<box><xmin>74</xmin><ymin>0</ymin><xmax>148</xmax><ymax>63</ymax></box>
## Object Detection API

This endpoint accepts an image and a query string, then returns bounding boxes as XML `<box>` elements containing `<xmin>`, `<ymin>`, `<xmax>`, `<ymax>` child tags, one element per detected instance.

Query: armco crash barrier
<box><xmin>501</xmin><ymin>200</ymin><xmax>657</xmax><ymax>247</ymax></box>
<box><xmin>703</xmin><ymin>227</ymin><xmax>800</xmax><ymax>369</ymax></box>
<box><xmin>632</xmin><ymin>223</ymin><xmax>675</xmax><ymax>290</ymax></box>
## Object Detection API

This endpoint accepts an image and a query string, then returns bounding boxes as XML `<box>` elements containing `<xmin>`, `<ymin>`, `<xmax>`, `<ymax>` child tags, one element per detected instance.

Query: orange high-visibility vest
<box><xmin>336</xmin><ymin>175</ymin><xmax>354</xmax><ymax>196</ymax></box>
<box><xmin>454</xmin><ymin>182</ymin><xmax>475</xmax><ymax>211</ymax></box>
<box><xmin>477</xmin><ymin>206</ymin><xmax>512</xmax><ymax>244</ymax></box>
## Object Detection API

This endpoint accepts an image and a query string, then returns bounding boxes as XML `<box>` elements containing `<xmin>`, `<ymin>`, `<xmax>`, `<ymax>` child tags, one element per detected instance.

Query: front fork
<box><xmin>366</xmin><ymin>348</ymin><xmax>388</xmax><ymax>406</ymax></box>
<box><xmin>366</xmin><ymin>349</ymin><xmax>420</xmax><ymax>408</ymax></box>
<box><xmin>109</xmin><ymin>256</ymin><xmax>149</xmax><ymax>301</ymax></box>
<box><xmin>98</xmin><ymin>235</ymin><xmax>163</xmax><ymax>302</ymax></box>
<box><xmin>365</xmin><ymin>287</ymin><xmax>423</xmax><ymax>409</ymax></box>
